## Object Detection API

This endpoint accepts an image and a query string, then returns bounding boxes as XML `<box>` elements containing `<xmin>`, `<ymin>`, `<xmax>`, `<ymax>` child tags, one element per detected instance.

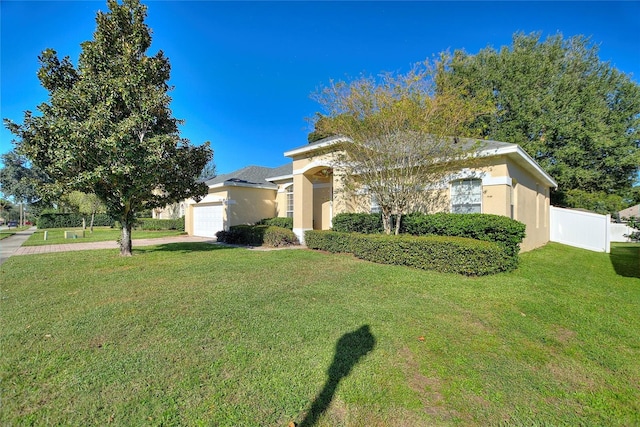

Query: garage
<box><xmin>192</xmin><ymin>204</ymin><xmax>224</xmax><ymax>238</ymax></box>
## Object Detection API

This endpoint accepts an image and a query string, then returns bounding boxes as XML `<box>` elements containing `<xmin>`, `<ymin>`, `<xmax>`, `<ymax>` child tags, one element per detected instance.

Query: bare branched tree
<box><xmin>312</xmin><ymin>58</ymin><xmax>494</xmax><ymax>234</ymax></box>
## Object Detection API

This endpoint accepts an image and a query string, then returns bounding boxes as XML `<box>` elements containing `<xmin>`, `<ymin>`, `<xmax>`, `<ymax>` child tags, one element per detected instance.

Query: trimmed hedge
<box><xmin>331</xmin><ymin>212</ymin><xmax>526</xmax><ymax>269</ymax></box>
<box><xmin>304</xmin><ymin>230</ymin><xmax>354</xmax><ymax>254</ymax></box>
<box><xmin>401</xmin><ymin>212</ymin><xmax>525</xmax><ymax>266</ymax></box>
<box><xmin>332</xmin><ymin>213</ymin><xmax>383</xmax><ymax>234</ymax></box>
<box><xmin>37</xmin><ymin>212</ymin><xmax>115</xmax><ymax>229</ymax></box>
<box><xmin>305</xmin><ymin>230</ymin><xmax>511</xmax><ymax>276</ymax></box>
<box><xmin>256</xmin><ymin>217</ymin><xmax>293</xmax><ymax>230</ymax></box>
<box><xmin>216</xmin><ymin>225</ymin><xmax>298</xmax><ymax>247</ymax></box>
<box><xmin>136</xmin><ymin>218</ymin><xmax>185</xmax><ymax>231</ymax></box>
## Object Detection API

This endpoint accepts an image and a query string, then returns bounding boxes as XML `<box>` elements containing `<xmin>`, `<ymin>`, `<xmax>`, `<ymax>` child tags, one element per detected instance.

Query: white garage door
<box><xmin>193</xmin><ymin>204</ymin><xmax>224</xmax><ymax>238</ymax></box>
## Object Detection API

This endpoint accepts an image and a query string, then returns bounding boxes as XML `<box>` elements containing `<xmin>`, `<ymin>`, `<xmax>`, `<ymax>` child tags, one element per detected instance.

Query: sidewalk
<box><xmin>1</xmin><ymin>231</ymin><xmax>216</xmax><ymax>265</ymax></box>
<box><xmin>0</xmin><ymin>227</ymin><xmax>38</xmax><ymax>265</ymax></box>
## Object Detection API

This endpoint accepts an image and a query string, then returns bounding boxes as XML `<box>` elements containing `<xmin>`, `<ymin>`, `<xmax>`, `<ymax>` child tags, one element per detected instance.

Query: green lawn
<box><xmin>23</xmin><ymin>227</ymin><xmax>186</xmax><ymax>246</ymax></box>
<box><xmin>1</xmin><ymin>243</ymin><xmax>638</xmax><ymax>426</ymax></box>
<box><xmin>0</xmin><ymin>226</ymin><xmax>31</xmax><ymax>240</ymax></box>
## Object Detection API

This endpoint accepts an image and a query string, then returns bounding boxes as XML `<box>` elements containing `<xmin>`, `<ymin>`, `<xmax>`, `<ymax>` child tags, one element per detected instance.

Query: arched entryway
<box><xmin>292</xmin><ymin>165</ymin><xmax>334</xmax><ymax>243</ymax></box>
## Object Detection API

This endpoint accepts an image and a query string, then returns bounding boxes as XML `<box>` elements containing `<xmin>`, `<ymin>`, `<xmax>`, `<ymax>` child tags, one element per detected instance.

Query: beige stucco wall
<box><xmin>227</xmin><ymin>186</ymin><xmax>277</xmax><ymax>226</ymax></box>
<box><xmin>507</xmin><ymin>160</ymin><xmax>550</xmax><ymax>252</ymax></box>
<box><xmin>313</xmin><ymin>184</ymin><xmax>332</xmax><ymax>229</ymax></box>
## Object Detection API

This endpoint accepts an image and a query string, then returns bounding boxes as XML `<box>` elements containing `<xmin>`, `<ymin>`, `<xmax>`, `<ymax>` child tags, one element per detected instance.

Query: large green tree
<box><xmin>312</xmin><ymin>59</ymin><xmax>494</xmax><ymax>234</ymax></box>
<box><xmin>5</xmin><ymin>0</ymin><xmax>212</xmax><ymax>255</ymax></box>
<box><xmin>0</xmin><ymin>150</ymin><xmax>48</xmax><ymax>225</ymax></box>
<box><xmin>447</xmin><ymin>32</ymin><xmax>640</xmax><ymax>208</ymax></box>
<box><xmin>0</xmin><ymin>151</ymin><xmax>43</xmax><ymax>205</ymax></box>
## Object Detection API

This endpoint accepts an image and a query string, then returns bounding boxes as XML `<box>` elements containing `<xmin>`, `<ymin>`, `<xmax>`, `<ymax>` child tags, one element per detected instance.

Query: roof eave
<box><xmin>284</xmin><ymin>135</ymin><xmax>349</xmax><ymax>158</ymax></box>
<box><xmin>265</xmin><ymin>174</ymin><xmax>293</xmax><ymax>182</ymax></box>
<box><xmin>208</xmin><ymin>181</ymin><xmax>277</xmax><ymax>190</ymax></box>
<box><xmin>484</xmin><ymin>144</ymin><xmax>557</xmax><ymax>189</ymax></box>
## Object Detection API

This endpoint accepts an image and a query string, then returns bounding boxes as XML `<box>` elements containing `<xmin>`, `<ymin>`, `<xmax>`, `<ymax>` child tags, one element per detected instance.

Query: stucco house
<box><xmin>185</xmin><ymin>136</ymin><xmax>557</xmax><ymax>252</ymax></box>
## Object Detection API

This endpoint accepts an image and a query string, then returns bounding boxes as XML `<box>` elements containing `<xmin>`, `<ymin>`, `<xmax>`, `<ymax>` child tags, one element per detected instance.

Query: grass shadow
<box><xmin>298</xmin><ymin>325</ymin><xmax>376</xmax><ymax>427</ymax></box>
<box><xmin>609</xmin><ymin>244</ymin><xmax>640</xmax><ymax>278</ymax></box>
<box><xmin>134</xmin><ymin>242</ymin><xmax>238</xmax><ymax>254</ymax></box>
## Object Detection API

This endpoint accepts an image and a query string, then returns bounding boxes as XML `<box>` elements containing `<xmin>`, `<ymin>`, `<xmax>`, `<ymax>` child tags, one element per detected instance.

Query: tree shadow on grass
<box><xmin>609</xmin><ymin>244</ymin><xmax>640</xmax><ymax>278</ymax></box>
<box><xmin>133</xmin><ymin>242</ymin><xmax>238</xmax><ymax>254</ymax></box>
<box><xmin>298</xmin><ymin>325</ymin><xmax>376</xmax><ymax>427</ymax></box>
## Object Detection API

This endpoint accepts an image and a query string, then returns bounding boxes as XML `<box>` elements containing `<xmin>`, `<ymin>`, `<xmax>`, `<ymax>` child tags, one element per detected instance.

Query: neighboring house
<box><xmin>152</xmin><ymin>201</ymin><xmax>186</xmax><ymax>220</ymax></box>
<box><xmin>618</xmin><ymin>204</ymin><xmax>640</xmax><ymax>220</ymax></box>
<box><xmin>185</xmin><ymin>136</ymin><xmax>558</xmax><ymax>252</ymax></box>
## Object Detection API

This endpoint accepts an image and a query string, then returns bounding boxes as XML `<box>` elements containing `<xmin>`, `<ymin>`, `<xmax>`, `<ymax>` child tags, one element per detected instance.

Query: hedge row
<box><xmin>37</xmin><ymin>212</ymin><xmax>115</xmax><ymax>229</ymax></box>
<box><xmin>305</xmin><ymin>230</ymin><xmax>511</xmax><ymax>276</ymax></box>
<box><xmin>256</xmin><ymin>217</ymin><xmax>293</xmax><ymax>230</ymax></box>
<box><xmin>216</xmin><ymin>225</ymin><xmax>298</xmax><ymax>247</ymax></box>
<box><xmin>332</xmin><ymin>212</ymin><xmax>526</xmax><ymax>269</ymax></box>
<box><xmin>332</xmin><ymin>213</ymin><xmax>383</xmax><ymax>234</ymax></box>
<box><xmin>401</xmin><ymin>212</ymin><xmax>526</xmax><ymax>260</ymax></box>
<box><xmin>135</xmin><ymin>218</ymin><xmax>185</xmax><ymax>231</ymax></box>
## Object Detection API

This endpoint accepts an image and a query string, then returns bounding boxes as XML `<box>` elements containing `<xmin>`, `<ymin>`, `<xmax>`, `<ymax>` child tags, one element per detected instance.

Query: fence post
<box><xmin>605</xmin><ymin>214</ymin><xmax>611</xmax><ymax>253</ymax></box>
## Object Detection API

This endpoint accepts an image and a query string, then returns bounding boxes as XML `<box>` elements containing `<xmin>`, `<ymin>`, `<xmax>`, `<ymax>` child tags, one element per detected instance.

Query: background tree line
<box><xmin>310</xmin><ymin>32</ymin><xmax>640</xmax><ymax>215</ymax></box>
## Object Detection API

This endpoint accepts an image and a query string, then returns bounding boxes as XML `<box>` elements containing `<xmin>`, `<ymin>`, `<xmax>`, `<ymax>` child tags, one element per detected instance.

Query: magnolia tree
<box><xmin>311</xmin><ymin>59</ymin><xmax>494</xmax><ymax>234</ymax></box>
<box><xmin>5</xmin><ymin>0</ymin><xmax>212</xmax><ymax>255</ymax></box>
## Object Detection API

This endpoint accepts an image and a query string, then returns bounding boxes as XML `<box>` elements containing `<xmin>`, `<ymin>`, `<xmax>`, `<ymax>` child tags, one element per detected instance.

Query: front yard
<box><xmin>22</xmin><ymin>227</ymin><xmax>186</xmax><ymax>246</ymax></box>
<box><xmin>1</xmin><ymin>243</ymin><xmax>638</xmax><ymax>426</ymax></box>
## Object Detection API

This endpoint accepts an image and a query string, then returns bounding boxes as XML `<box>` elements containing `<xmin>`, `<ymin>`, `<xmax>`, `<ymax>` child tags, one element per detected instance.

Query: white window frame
<box><xmin>286</xmin><ymin>184</ymin><xmax>294</xmax><ymax>218</ymax></box>
<box><xmin>450</xmin><ymin>179</ymin><xmax>482</xmax><ymax>214</ymax></box>
<box><xmin>370</xmin><ymin>194</ymin><xmax>381</xmax><ymax>214</ymax></box>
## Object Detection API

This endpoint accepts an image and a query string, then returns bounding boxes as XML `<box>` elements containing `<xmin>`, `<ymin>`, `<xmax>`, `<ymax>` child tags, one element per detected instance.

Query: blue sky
<box><xmin>2</xmin><ymin>1</ymin><xmax>639</xmax><ymax>175</ymax></box>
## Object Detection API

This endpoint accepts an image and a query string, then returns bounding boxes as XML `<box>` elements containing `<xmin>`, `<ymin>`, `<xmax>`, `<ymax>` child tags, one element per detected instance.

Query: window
<box><xmin>370</xmin><ymin>194</ymin><xmax>381</xmax><ymax>214</ymax></box>
<box><xmin>286</xmin><ymin>186</ymin><xmax>294</xmax><ymax>218</ymax></box>
<box><xmin>451</xmin><ymin>179</ymin><xmax>482</xmax><ymax>213</ymax></box>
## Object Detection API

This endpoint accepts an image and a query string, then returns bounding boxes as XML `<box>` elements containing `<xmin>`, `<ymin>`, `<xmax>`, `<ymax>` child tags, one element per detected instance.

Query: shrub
<box><xmin>256</xmin><ymin>217</ymin><xmax>293</xmax><ymax>230</ymax></box>
<box><xmin>136</xmin><ymin>217</ymin><xmax>185</xmax><ymax>231</ymax></box>
<box><xmin>330</xmin><ymin>212</ymin><xmax>526</xmax><ymax>269</ymax></box>
<box><xmin>216</xmin><ymin>225</ymin><xmax>265</xmax><ymax>245</ymax></box>
<box><xmin>623</xmin><ymin>216</ymin><xmax>640</xmax><ymax>242</ymax></box>
<box><xmin>305</xmin><ymin>230</ymin><xmax>354</xmax><ymax>253</ymax></box>
<box><xmin>37</xmin><ymin>212</ymin><xmax>115</xmax><ymax>229</ymax></box>
<box><xmin>264</xmin><ymin>226</ymin><xmax>299</xmax><ymax>247</ymax></box>
<box><xmin>401</xmin><ymin>212</ymin><xmax>525</xmax><ymax>268</ymax></box>
<box><xmin>332</xmin><ymin>213</ymin><xmax>383</xmax><ymax>234</ymax></box>
<box><xmin>216</xmin><ymin>225</ymin><xmax>298</xmax><ymax>247</ymax></box>
<box><xmin>305</xmin><ymin>230</ymin><xmax>511</xmax><ymax>276</ymax></box>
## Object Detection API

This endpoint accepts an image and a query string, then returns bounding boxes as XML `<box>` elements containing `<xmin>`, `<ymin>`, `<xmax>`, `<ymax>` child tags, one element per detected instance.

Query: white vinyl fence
<box><xmin>610</xmin><ymin>223</ymin><xmax>639</xmax><ymax>243</ymax></box>
<box><xmin>550</xmin><ymin>206</ymin><xmax>640</xmax><ymax>253</ymax></box>
<box><xmin>550</xmin><ymin>207</ymin><xmax>611</xmax><ymax>253</ymax></box>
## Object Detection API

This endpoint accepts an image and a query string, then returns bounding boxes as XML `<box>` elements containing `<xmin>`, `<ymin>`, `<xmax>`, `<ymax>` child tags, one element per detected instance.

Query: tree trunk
<box><xmin>120</xmin><ymin>221</ymin><xmax>133</xmax><ymax>256</ymax></box>
<box><xmin>394</xmin><ymin>213</ymin><xmax>402</xmax><ymax>235</ymax></box>
<box><xmin>382</xmin><ymin>209</ymin><xmax>392</xmax><ymax>235</ymax></box>
<box><xmin>90</xmin><ymin>211</ymin><xmax>95</xmax><ymax>233</ymax></box>
<box><xmin>82</xmin><ymin>217</ymin><xmax>86</xmax><ymax>230</ymax></box>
